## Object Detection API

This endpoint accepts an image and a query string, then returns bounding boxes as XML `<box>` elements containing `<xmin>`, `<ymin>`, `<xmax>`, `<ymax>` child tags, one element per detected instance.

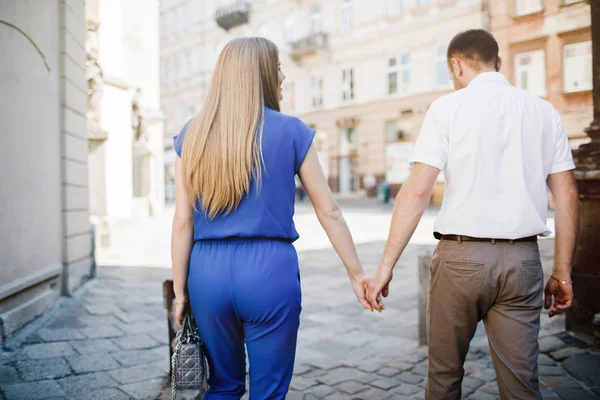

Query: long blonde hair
<box><xmin>181</xmin><ymin>37</ymin><xmax>281</xmax><ymax>219</ymax></box>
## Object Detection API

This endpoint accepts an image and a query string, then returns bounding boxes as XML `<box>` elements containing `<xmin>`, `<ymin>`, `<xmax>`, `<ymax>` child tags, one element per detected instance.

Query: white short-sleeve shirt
<box><xmin>410</xmin><ymin>72</ymin><xmax>575</xmax><ymax>239</ymax></box>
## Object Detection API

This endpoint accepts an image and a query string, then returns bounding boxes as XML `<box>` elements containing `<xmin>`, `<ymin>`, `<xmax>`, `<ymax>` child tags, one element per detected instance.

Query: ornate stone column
<box><xmin>566</xmin><ymin>0</ymin><xmax>600</xmax><ymax>342</ymax></box>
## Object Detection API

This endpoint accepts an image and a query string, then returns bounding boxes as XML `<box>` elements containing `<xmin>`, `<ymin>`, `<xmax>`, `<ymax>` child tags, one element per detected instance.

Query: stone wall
<box><xmin>60</xmin><ymin>0</ymin><xmax>93</xmax><ymax>295</ymax></box>
<box><xmin>0</xmin><ymin>0</ymin><xmax>91</xmax><ymax>338</ymax></box>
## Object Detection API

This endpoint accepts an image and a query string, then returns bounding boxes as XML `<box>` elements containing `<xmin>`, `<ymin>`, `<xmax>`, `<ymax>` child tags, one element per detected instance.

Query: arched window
<box><xmin>311</xmin><ymin>5</ymin><xmax>323</xmax><ymax>34</ymax></box>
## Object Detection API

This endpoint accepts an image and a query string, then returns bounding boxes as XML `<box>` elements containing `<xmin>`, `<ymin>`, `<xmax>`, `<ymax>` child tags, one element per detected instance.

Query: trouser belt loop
<box><xmin>509</xmin><ymin>239</ymin><xmax>514</xmax><ymax>245</ymax></box>
<box><xmin>457</xmin><ymin>235</ymin><xmax>463</xmax><ymax>244</ymax></box>
<box><xmin>491</xmin><ymin>239</ymin><xmax>496</xmax><ymax>245</ymax></box>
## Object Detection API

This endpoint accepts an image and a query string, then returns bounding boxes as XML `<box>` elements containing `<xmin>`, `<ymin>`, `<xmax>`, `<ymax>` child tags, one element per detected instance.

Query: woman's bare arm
<box><xmin>298</xmin><ymin>144</ymin><xmax>371</xmax><ymax>310</ymax></box>
<box><xmin>171</xmin><ymin>157</ymin><xmax>194</xmax><ymax>325</ymax></box>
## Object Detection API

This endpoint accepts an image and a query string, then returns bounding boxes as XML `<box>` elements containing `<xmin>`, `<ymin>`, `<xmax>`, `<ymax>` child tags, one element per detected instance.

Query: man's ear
<box><xmin>450</xmin><ymin>58</ymin><xmax>462</xmax><ymax>77</ymax></box>
<box><xmin>496</xmin><ymin>57</ymin><xmax>502</xmax><ymax>72</ymax></box>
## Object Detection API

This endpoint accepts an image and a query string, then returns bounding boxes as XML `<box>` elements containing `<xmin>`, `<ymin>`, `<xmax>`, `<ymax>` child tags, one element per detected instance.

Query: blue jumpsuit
<box><xmin>173</xmin><ymin>108</ymin><xmax>315</xmax><ymax>400</ymax></box>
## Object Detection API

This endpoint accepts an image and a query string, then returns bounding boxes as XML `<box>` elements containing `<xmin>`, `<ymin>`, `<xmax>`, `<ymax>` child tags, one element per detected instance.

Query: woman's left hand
<box><xmin>351</xmin><ymin>274</ymin><xmax>373</xmax><ymax>311</ymax></box>
<box><xmin>175</xmin><ymin>299</ymin><xmax>188</xmax><ymax>328</ymax></box>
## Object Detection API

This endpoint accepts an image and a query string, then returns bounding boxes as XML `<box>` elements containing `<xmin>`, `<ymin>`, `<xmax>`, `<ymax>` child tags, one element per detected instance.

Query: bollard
<box><xmin>163</xmin><ymin>280</ymin><xmax>176</xmax><ymax>381</ymax></box>
<box><xmin>418</xmin><ymin>251</ymin><xmax>432</xmax><ymax>347</ymax></box>
<box><xmin>594</xmin><ymin>313</ymin><xmax>600</xmax><ymax>350</ymax></box>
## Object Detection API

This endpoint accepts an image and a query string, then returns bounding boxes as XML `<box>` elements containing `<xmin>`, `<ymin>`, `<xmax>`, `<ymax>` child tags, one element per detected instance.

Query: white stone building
<box><xmin>159</xmin><ymin>0</ymin><xmax>485</xmax><ymax>202</ymax></box>
<box><xmin>86</xmin><ymin>0</ymin><xmax>166</xmax><ymax>247</ymax></box>
<box><xmin>0</xmin><ymin>0</ymin><xmax>92</xmax><ymax>336</ymax></box>
<box><xmin>159</xmin><ymin>0</ymin><xmax>591</xmax><ymax>203</ymax></box>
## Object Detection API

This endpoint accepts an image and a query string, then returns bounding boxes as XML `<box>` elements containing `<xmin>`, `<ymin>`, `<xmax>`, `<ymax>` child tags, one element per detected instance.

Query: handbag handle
<box><xmin>182</xmin><ymin>313</ymin><xmax>194</xmax><ymax>335</ymax></box>
<box><xmin>180</xmin><ymin>312</ymin><xmax>201</xmax><ymax>342</ymax></box>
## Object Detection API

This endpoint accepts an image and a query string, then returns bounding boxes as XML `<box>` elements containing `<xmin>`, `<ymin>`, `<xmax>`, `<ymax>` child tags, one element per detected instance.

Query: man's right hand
<box><xmin>544</xmin><ymin>275</ymin><xmax>574</xmax><ymax>318</ymax></box>
<box><xmin>366</xmin><ymin>267</ymin><xmax>393</xmax><ymax>312</ymax></box>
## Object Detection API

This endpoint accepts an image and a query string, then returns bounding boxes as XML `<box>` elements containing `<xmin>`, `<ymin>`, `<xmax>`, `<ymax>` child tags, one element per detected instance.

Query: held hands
<box><xmin>350</xmin><ymin>267</ymin><xmax>393</xmax><ymax>312</ymax></box>
<box><xmin>351</xmin><ymin>274</ymin><xmax>375</xmax><ymax>311</ymax></box>
<box><xmin>544</xmin><ymin>274</ymin><xmax>574</xmax><ymax>318</ymax></box>
<box><xmin>366</xmin><ymin>267</ymin><xmax>393</xmax><ymax>312</ymax></box>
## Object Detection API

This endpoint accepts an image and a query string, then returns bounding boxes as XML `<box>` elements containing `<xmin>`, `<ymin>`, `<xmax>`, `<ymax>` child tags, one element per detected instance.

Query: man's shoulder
<box><xmin>510</xmin><ymin>87</ymin><xmax>560</xmax><ymax>121</ymax></box>
<box><xmin>431</xmin><ymin>89</ymin><xmax>469</xmax><ymax>110</ymax></box>
<box><xmin>436</xmin><ymin>84</ymin><xmax>557</xmax><ymax>115</ymax></box>
<box><xmin>425</xmin><ymin>91</ymin><xmax>467</xmax><ymax>120</ymax></box>
<box><xmin>525</xmin><ymin>91</ymin><xmax>556</xmax><ymax>112</ymax></box>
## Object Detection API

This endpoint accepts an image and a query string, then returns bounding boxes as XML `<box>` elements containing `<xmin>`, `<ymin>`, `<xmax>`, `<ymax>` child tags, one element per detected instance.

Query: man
<box><xmin>366</xmin><ymin>29</ymin><xmax>579</xmax><ymax>399</ymax></box>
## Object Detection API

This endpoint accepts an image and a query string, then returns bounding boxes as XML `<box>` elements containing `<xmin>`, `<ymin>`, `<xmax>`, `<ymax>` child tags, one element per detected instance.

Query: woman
<box><xmin>171</xmin><ymin>37</ymin><xmax>371</xmax><ymax>400</ymax></box>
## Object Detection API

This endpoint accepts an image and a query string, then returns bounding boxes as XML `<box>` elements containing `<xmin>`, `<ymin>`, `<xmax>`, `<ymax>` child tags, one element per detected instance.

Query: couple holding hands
<box><xmin>171</xmin><ymin>29</ymin><xmax>578</xmax><ymax>400</ymax></box>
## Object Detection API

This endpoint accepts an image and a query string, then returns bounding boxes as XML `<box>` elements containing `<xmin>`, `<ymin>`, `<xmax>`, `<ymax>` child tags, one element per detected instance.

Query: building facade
<box><xmin>490</xmin><ymin>0</ymin><xmax>592</xmax><ymax>148</ymax></box>
<box><xmin>0</xmin><ymin>0</ymin><xmax>93</xmax><ymax>337</ymax></box>
<box><xmin>159</xmin><ymin>0</ymin><xmax>591</xmax><ymax>201</ymax></box>
<box><xmin>86</xmin><ymin>0</ymin><xmax>166</xmax><ymax>247</ymax></box>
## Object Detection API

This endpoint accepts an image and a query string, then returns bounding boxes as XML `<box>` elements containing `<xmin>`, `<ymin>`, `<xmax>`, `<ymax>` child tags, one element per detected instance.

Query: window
<box><xmin>191</xmin><ymin>46</ymin><xmax>201</xmax><ymax>74</ymax></box>
<box><xmin>435</xmin><ymin>45</ymin><xmax>450</xmax><ymax>88</ymax></box>
<box><xmin>342</xmin><ymin>68</ymin><xmax>354</xmax><ymax>101</ymax></box>
<box><xmin>311</xmin><ymin>76</ymin><xmax>324</xmax><ymax>108</ymax></box>
<box><xmin>339</xmin><ymin>128</ymin><xmax>356</xmax><ymax>154</ymax></box>
<box><xmin>284</xmin><ymin>16</ymin><xmax>294</xmax><ymax>43</ymax></box>
<box><xmin>311</xmin><ymin>5</ymin><xmax>323</xmax><ymax>34</ymax></box>
<box><xmin>387</xmin><ymin>53</ymin><xmax>411</xmax><ymax>95</ymax></box>
<box><xmin>340</xmin><ymin>0</ymin><xmax>352</xmax><ymax>32</ymax></box>
<box><xmin>161</xmin><ymin>58</ymin><xmax>168</xmax><ymax>82</ymax></box>
<box><xmin>385</xmin><ymin>121</ymin><xmax>406</xmax><ymax>143</ymax></box>
<box><xmin>387</xmin><ymin>57</ymin><xmax>398</xmax><ymax>95</ymax></box>
<box><xmin>563</xmin><ymin>41</ymin><xmax>592</xmax><ymax>93</ymax></box>
<box><xmin>388</xmin><ymin>0</ymin><xmax>405</xmax><ymax>15</ymax></box>
<box><xmin>400</xmin><ymin>53</ymin><xmax>411</xmax><ymax>91</ymax></box>
<box><xmin>515</xmin><ymin>0</ymin><xmax>542</xmax><ymax>16</ymax></box>
<box><xmin>174</xmin><ymin>54</ymin><xmax>181</xmax><ymax>80</ymax></box>
<box><xmin>165</xmin><ymin>10</ymin><xmax>173</xmax><ymax>37</ymax></box>
<box><xmin>183</xmin><ymin>2</ymin><xmax>191</xmax><ymax>30</ymax></box>
<box><xmin>173</xmin><ymin>6</ymin><xmax>182</xmax><ymax>32</ymax></box>
<box><xmin>160</xmin><ymin>14</ymin><xmax>166</xmax><ymax>38</ymax></box>
<box><xmin>515</xmin><ymin>50</ymin><xmax>546</xmax><ymax>96</ymax></box>
<box><xmin>168</xmin><ymin>55</ymin><xmax>177</xmax><ymax>81</ymax></box>
<box><xmin>182</xmin><ymin>49</ymin><xmax>191</xmax><ymax>77</ymax></box>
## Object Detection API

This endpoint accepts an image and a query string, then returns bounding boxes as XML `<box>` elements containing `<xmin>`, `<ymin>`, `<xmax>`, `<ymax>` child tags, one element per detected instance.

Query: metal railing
<box><xmin>215</xmin><ymin>1</ymin><xmax>250</xmax><ymax>30</ymax></box>
<box><xmin>290</xmin><ymin>32</ymin><xmax>328</xmax><ymax>59</ymax></box>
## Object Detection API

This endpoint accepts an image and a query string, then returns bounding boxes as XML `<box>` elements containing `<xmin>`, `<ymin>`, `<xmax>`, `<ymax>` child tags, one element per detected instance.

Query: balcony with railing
<box><xmin>289</xmin><ymin>32</ymin><xmax>328</xmax><ymax>61</ymax></box>
<box><xmin>215</xmin><ymin>1</ymin><xmax>250</xmax><ymax>31</ymax></box>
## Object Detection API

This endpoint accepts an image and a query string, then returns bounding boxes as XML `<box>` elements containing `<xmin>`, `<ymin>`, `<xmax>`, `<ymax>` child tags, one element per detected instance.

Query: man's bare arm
<box><xmin>366</xmin><ymin>162</ymin><xmax>440</xmax><ymax>311</ymax></box>
<box><xmin>546</xmin><ymin>170</ymin><xmax>579</xmax><ymax>280</ymax></box>
<box><xmin>545</xmin><ymin>170</ymin><xmax>579</xmax><ymax>317</ymax></box>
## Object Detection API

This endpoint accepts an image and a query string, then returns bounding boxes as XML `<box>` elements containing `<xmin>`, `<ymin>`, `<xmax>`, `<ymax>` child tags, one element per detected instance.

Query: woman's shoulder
<box><xmin>173</xmin><ymin>119</ymin><xmax>192</xmax><ymax>157</ymax></box>
<box><xmin>264</xmin><ymin>108</ymin><xmax>307</xmax><ymax>129</ymax></box>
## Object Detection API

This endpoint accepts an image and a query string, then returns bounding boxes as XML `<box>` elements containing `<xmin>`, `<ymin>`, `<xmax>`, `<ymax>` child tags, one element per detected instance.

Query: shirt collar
<box><xmin>468</xmin><ymin>72</ymin><xmax>511</xmax><ymax>87</ymax></box>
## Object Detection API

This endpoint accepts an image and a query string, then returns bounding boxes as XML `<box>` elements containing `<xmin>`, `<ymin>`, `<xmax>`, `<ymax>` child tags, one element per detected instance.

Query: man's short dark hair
<box><xmin>447</xmin><ymin>29</ymin><xmax>499</xmax><ymax>68</ymax></box>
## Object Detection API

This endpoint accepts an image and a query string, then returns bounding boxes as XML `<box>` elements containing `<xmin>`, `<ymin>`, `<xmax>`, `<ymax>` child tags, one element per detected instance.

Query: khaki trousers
<box><xmin>426</xmin><ymin>239</ymin><xmax>544</xmax><ymax>400</ymax></box>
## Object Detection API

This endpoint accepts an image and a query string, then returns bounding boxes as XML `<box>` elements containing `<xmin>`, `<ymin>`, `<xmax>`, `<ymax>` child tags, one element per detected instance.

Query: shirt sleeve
<box><xmin>173</xmin><ymin>120</ymin><xmax>192</xmax><ymax>158</ymax></box>
<box><xmin>294</xmin><ymin>119</ymin><xmax>316</xmax><ymax>174</ymax></box>
<box><xmin>409</xmin><ymin>101</ymin><xmax>448</xmax><ymax>171</ymax></box>
<box><xmin>549</xmin><ymin>113</ymin><xmax>575</xmax><ymax>175</ymax></box>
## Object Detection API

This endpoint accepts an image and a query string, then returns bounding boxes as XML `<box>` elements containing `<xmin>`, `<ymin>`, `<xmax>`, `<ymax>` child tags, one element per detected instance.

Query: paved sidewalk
<box><xmin>0</xmin><ymin>267</ymin><xmax>171</xmax><ymax>400</ymax></box>
<box><xmin>1</xmin><ymin>240</ymin><xmax>598</xmax><ymax>400</ymax></box>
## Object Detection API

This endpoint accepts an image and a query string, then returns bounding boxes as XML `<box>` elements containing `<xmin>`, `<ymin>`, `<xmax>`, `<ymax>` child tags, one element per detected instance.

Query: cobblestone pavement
<box><xmin>1</xmin><ymin>228</ymin><xmax>598</xmax><ymax>399</ymax></box>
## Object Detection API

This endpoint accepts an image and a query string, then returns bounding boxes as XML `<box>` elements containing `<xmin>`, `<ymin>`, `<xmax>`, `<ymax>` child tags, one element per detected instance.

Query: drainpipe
<box><xmin>482</xmin><ymin>0</ymin><xmax>490</xmax><ymax>31</ymax></box>
<box><xmin>0</xmin><ymin>317</ymin><xmax>6</xmax><ymax>348</ymax></box>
